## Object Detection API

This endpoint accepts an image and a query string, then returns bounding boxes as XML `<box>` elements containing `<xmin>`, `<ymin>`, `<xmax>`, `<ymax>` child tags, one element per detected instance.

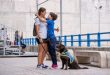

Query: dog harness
<box><xmin>61</xmin><ymin>50</ymin><xmax>74</xmax><ymax>63</ymax></box>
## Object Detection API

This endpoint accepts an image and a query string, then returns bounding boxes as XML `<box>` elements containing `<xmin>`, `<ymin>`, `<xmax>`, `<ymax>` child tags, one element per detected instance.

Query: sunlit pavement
<box><xmin>0</xmin><ymin>57</ymin><xmax>110</xmax><ymax>75</ymax></box>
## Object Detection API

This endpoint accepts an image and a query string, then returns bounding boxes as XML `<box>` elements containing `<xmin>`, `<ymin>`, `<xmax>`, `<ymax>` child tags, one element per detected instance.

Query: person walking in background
<box><xmin>20</xmin><ymin>32</ymin><xmax>26</xmax><ymax>54</ymax></box>
<box><xmin>15</xmin><ymin>30</ymin><xmax>20</xmax><ymax>45</ymax></box>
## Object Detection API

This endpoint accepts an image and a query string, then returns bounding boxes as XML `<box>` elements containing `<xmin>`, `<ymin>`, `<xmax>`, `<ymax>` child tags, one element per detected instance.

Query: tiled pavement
<box><xmin>0</xmin><ymin>57</ymin><xmax>110</xmax><ymax>75</ymax></box>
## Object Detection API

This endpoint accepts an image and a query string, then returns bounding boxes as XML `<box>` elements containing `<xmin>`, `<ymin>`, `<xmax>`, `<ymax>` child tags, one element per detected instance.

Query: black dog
<box><xmin>56</xmin><ymin>43</ymin><xmax>88</xmax><ymax>70</ymax></box>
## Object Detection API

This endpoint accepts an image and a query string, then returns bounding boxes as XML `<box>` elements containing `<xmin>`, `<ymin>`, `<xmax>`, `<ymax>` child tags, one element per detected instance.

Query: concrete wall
<box><xmin>0</xmin><ymin>0</ymin><xmax>110</xmax><ymax>39</ymax></box>
<box><xmin>81</xmin><ymin>0</ymin><xmax>110</xmax><ymax>33</ymax></box>
<box><xmin>0</xmin><ymin>0</ymin><xmax>36</xmax><ymax>38</ymax></box>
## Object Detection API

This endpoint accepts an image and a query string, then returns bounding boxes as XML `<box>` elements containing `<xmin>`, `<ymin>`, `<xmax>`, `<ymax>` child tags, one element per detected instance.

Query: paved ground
<box><xmin>0</xmin><ymin>57</ymin><xmax>110</xmax><ymax>75</ymax></box>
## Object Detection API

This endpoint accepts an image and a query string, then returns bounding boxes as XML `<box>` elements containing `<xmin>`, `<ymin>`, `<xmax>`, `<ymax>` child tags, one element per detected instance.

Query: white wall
<box><xmin>0</xmin><ymin>0</ymin><xmax>36</xmax><ymax>38</ymax></box>
<box><xmin>81</xmin><ymin>0</ymin><xmax>110</xmax><ymax>33</ymax></box>
<box><xmin>0</xmin><ymin>0</ymin><xmax>110</xmax><ymax>38</ymax></box>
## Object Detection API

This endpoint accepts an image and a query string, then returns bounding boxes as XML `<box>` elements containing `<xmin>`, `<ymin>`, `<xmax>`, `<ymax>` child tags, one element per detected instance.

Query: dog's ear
<box><xmin>56</xmin><ymin>44</ymin><xmax>61</xmax><ymax>52</ymax></box>
<box><xmin>56</xmin><ymin>43</ymin><xmax>65</xmax><ymax>50</ymax></box>
<box><xmin>60</xmin><ymin>44</ymin><xmax>65</xmax><ymax>50</ymax></box>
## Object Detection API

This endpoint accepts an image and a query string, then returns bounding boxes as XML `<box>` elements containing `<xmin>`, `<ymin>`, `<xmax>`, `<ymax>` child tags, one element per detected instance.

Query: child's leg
<box><xmin>48</xmin><ymin>44</ymin><xmax>57</xmax><ymax>65</ymax></box>
<box><xmin>48</xmin><ymin>37</ymin><xmax>57</xmax><ymax>65</ymax></box>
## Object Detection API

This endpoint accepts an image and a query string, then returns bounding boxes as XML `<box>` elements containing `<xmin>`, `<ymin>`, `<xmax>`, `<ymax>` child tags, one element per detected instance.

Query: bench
<box><xmin>5</xmin><ymin>47</ymin><xmax>21</xmax><ymax>55</ymax></box>
<box><xmin>75</xmin><ymin>50</ymin><xmax>107</xmax><ymax>68</ymax></box>
<box><xmin>106</xmin><ymin>52</ymin><xmax>110</xmax><ymax>68</ymax></box>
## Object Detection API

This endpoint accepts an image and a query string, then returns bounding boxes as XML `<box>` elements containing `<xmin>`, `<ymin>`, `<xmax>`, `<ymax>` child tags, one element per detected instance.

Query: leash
<box><xmin>37</xmin><ymin>35</ymin><xmax>50</xmax><ymax>56</ymax></box>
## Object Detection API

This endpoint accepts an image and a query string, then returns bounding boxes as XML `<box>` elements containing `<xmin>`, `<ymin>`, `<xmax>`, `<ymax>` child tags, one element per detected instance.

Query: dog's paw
<box><xmin>60</xmin><ymin>68</ymin><xmax>63</xmax><ymax>69</ymax></box>
<box><xmin>64</xmin><ymin>68</ymin><xmax>68</xmax><ymax>70</ymax></box>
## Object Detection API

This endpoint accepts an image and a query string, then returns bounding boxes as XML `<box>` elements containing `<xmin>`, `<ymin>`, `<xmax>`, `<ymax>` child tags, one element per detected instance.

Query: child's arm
<box><xmin>37</xmin><ymin>14</ymin><xmax>46</xmax><ymax>23</ymax></box>
<box><xmin>54</xmin><ymin>27</ymin><xmax>59</xmax><ymax>32</ymax></box>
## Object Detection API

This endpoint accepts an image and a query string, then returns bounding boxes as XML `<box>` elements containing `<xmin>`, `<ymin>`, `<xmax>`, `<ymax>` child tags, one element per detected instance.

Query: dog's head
<box><xmin>56</xmin><ymin>43</ymin><xmax>67</xmax><ymax>53</ymax></box>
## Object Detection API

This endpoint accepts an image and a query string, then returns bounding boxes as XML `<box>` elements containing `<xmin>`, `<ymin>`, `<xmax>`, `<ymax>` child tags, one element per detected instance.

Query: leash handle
<box><xmin>37</xmin><ymin>35</ymin><xmax>45</xmax><ymax>50</ymax></box>
<box><xmin>37</xmin><ymin>35</ymin><xmax>50</xmax><ymax>56</ymax></box>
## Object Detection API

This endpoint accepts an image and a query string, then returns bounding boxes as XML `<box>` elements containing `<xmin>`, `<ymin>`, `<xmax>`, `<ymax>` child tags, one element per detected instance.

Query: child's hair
<box><xmin>49</xmin><ymin>12</ymin><xmax>58</xmax><ymax>20</ymax></box>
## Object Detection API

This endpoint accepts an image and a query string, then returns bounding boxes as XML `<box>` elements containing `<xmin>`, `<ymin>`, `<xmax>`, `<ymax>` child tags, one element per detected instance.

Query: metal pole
<box><xmin>98</xmin><ymin>0</ymin><xmax>100</xmax><ymax>32</ymax></box>
<box><xmin>36</xmin><ymin>0</ymin><xmax>49</xmax><ymax>11</ymax></box>
<box><xmin>97</xmin><ymin>0</ymin><xmax>102</xmax><ymax>32</ymax></box>
<box><xmin>3</xmin><ymin>25</ymin><xmax>5</xmax><ymax>56</ymax></box>
<box><xmin>36</xmin><ymin>0</ymin><xmax>38</xmax><ymax>11</ymax></box>
<box><xmin>3</xmin><ymin>25</ymin><xmax>6</xmax><ymax>56</ymax></box>
<box><xmin>60</xmin><ymin>0</ymin><xmax>63</xmax><ymax>39</ymax></box>
<box><xmin>38</xmin><ymin>0</ymin><xmax>49</xmax><ymax>6</ymax></box>
<box><xmin>79</xmin><ymin>0</ymin><xmax>82</xmax><ymax>34</ymax></box>
<box><xmin>98</xmin><ymin>8</ymin><xmax>100</xmax><ymax>32</ymax></box>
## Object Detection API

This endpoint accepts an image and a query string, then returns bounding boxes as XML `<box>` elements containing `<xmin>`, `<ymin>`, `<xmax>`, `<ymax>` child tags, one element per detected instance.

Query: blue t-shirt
<box><xmin>46</xmin><ymin>19</ymin><xmax>55</xmax><ymax>38</ymax></box>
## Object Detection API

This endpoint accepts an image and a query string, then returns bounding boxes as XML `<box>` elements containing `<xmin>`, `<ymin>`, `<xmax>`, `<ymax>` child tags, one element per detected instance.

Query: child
<box><xmin>37</xmin><ymin>12</ymin><xmax>59</xmax><ymax>69</ymax></box>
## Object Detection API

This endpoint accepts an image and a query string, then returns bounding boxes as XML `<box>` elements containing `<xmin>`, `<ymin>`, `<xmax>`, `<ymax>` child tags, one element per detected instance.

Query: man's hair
<box><xmin>49</xmin><ymin>12</ymin><xmax>58</xmax><ymax>20</ymax></box>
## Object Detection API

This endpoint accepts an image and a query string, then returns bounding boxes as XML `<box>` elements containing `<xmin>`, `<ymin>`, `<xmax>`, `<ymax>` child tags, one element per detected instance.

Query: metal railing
<box><xmin>22</xmin><ymin>32</ymin><xmax>110</xmax><ymax>47</ymax></box>
<box><xmin>57</xmin><ymin>32</ymin><xmax>110</xmax><ymax>47</ymax></box>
